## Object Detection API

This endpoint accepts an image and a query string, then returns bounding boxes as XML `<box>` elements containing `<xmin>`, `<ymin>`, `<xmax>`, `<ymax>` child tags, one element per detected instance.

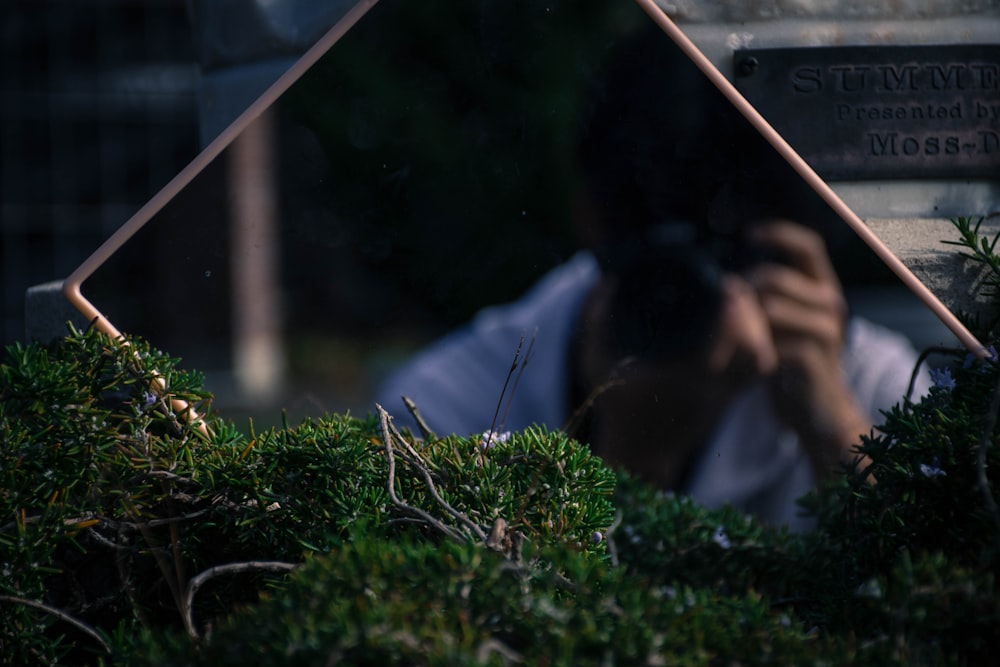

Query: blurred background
<box><xmin>2</xmin><ymin>0</ymin><xmax>957</xmax><ymax>427</ymax></box>
<box><xmin>2</xmin><ymin>0</ymin><xmax>633</xmax><ymax>425</ymax></box>
<box><xmin>2</xmin><ymin>0</ymin><xmax>199</xmax><ymax>347</ymax></box>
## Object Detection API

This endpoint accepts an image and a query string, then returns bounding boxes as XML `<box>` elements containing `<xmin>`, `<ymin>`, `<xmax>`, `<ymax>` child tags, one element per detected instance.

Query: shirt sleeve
<box><xmin>375</xmin><ymin>252</ymin><xmax>601</xmax><ymax>437</ymax></box>
<box><xmin>841</xmin><ymin>317</ymin><xmax>932</xmax><ymax>421</ymax></box>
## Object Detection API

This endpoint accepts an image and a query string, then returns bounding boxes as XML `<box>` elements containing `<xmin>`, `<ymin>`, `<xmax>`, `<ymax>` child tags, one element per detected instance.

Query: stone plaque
<box><xmin>734</xmin><ymin>44</ymin><xmax>1000</xmax><ymax>180</ymax></box>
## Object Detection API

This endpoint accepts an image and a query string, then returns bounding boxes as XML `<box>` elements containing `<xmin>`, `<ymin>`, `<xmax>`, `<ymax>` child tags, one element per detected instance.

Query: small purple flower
<box><xmin>479</xmin><ymin>430</ymin><xmax>511</xmax><ymax>450</ymax></box>
<box><xmin>142</xmin><ymin>392</ymin><xmax>157</xmax><ymax>409</ymax></box>
<box><xmin>712</xmin><ymin>526</ymin><xmax>731</xmax><ymax>549</ymax></box>
<box><xmin>929</xmin><ymin>367</ymin><xmax>956</xmax><ymax>391</ymax></box>
<box><xmin>920</xmin><ymin>456</ymin><xmax>946</xmax><ymax>478</ymax></box>
<box><xmin>964</xmin><ymin>345</ymin><xmax>998</xmax><ymax>369</ymax></box>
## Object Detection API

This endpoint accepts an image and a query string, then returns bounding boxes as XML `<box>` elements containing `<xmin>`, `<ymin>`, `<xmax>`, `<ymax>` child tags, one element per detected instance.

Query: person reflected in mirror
<box><xmin>376</xmin><ymin>24</ymin><xmax>930</xmax><ymax>531</ymax></box>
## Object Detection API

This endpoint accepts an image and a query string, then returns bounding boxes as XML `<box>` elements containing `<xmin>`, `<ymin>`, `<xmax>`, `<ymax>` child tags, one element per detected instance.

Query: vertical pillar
<box><xmin>228</xmin><ymin>107</ymin><xmax>286</xmax><ymax>402</ymax></box>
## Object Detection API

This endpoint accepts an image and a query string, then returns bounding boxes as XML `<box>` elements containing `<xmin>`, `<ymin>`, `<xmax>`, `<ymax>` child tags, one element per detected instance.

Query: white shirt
<box><xmin>377</xmin><ymin>251</ymin><xmax>929</xmax><ymax>530</ymax></box>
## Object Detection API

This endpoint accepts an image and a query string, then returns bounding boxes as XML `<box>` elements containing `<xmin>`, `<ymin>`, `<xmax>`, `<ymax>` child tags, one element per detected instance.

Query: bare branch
<box><xmin>402</xmin><ymin>395</ymin><xmax>436</xmax><ymax>440</ymax></box>
<box><xmin>121</xmin><ymin>508</ymin><xmax>213</xmax><ymax>531</ymax></box>
<box><xmin>126</xmin><ymin>469</ymin><xmax>199</xmax><ymax>487</ymax></box>
<box><xmin>123</xmin><ymin>500</ymin><xmax>186</xmax><ymax>629</ymax></box>
<box><xmin>604</xmin><ymin>510</ymin><xmax>624</xmax><ymax>568</ymax></box>
<box><xmin>562</xmin><ymin>357</ymin><xmax>636</xmax><ymax>439</ymax></box>
<box><xmin>0</xmin><ymin>594</ymin><xmax>111</xmax><ymax>654</ymax></box>
<box><xmin>377</xmin><ymin>404</ymin><xmax>466</xmax><ymax>544</ymax></box>
<box><xmin>476</xmin><ymin>637</ymin><xmax>524</xmax><ymax>665</ymax></box>
<box><xmin>87</xmin><ymin>527</ymin><xmax>133</xmax><ymax>551</ymax></box>
<box><xmin>486</xmin><ymin>333</ymin><xmax>527</xmax><ymax>451</ymax></box>
<box><xmin>381</xmin><ymin>405</ymin><xmax>487</xmax><ymax>542</ymax></box>
<box><xmin>183</xmin><ymin>561</ymin><xmax>300</xmax><ymax>640</ymax></box>
<box><xmin>499</xmin><ymin>329</ymin><xmax>537</xmax><ymax>435</ymax></box>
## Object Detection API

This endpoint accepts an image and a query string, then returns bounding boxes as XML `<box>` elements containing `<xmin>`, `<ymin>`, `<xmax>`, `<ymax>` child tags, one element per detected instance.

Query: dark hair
<box><xmin>577</xmin><ymin>25</ymin><xmax>841</xmax><ymax>360</ymax></box>
<box><xmin>578</xmin><ymin>24</ymin><xmax>836</xmax><ymax>252</ymax></box>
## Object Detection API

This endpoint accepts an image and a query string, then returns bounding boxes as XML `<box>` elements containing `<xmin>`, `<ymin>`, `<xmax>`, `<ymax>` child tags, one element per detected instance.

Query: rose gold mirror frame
<box><xmin>635</xmin><ymin>0</ymin><xmax>988</xmax><ymax>358</ymax></box>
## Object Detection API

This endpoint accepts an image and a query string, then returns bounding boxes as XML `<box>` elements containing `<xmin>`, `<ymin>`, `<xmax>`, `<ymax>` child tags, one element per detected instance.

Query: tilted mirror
<box><xmin>654</xmin><ymin>0</ymin><xmax>1000</xmax><ymax>333</ymax></box>
<box><xmin>64</xmin><ymin>0</ymin><xmax>993</xmax><ymax>424</ymax></box>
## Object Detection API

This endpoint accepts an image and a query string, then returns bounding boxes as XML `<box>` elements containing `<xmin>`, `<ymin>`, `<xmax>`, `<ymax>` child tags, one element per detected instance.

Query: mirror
<box><xmin>651</xmin><ymin>0</ymin><xmax>1000</xmax><ymax>318</ymax></box>
<box><xmin>65</xmin><ymin>0</ymin><xmax>982</xmax><ymax>425</ymax></box>
<box><xmin>656</xmin><ymin>1</ymin><xmax>1000</xmax><ymax>214</ymax></box>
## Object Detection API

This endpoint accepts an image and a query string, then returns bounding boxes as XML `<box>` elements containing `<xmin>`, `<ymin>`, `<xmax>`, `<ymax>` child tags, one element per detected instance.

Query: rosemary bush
<box><xmin>0</xmin><ymin>327</ymin><xmax>616</xmax><ymax>664</ymax></box>
<box><xmin>3</xmin><ymin>218</ymin><xmax>1000</xmax><ymax>665</ymax></box>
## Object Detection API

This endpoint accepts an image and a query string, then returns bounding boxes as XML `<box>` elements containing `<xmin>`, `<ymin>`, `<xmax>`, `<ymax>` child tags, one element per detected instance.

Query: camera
<box><xmin>595</xmin><ymin>219</ymin><xmax>788</xmax><ymax>362</ymax></box>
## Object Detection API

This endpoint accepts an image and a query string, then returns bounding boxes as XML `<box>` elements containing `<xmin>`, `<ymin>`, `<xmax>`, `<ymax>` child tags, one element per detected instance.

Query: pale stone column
<box><xmin>228</xmin><ymin>107</ymin><xmax>286</xmax><ymax>402</ymax></box>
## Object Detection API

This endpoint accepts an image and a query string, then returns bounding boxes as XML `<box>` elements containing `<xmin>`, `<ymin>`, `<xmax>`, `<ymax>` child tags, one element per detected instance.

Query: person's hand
<box><xmin>574</xmin><ymin>273</ymin><xmax>776</xmax><ymax>490</ymax></box>
<box><xmin>749</xmin><ymin>221</ymin><xmax>872</xmax><ymax>478</ymax></box>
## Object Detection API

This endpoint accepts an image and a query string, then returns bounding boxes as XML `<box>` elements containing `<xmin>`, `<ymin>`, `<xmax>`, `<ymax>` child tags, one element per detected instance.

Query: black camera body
<box><xmin>596</xmin><ymin>220</ymin><xmax>787</xmax><ymax>361</ymax></box>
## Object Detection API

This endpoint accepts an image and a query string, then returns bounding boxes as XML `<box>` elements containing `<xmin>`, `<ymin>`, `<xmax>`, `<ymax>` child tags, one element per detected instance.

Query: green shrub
<box><xmin>132</xmin><ymin>534</ymin><xmax>831</xmax><ymax>667</ymax></box>
<box><xmin>4</xmin><ymin>218</ymin><xmax>1000</xmax><ymax>665</ymax></box>
<box><xmin>1</xmin><ymin>327</ymin><xmax>616</xmax><ymax>664</ymax></box>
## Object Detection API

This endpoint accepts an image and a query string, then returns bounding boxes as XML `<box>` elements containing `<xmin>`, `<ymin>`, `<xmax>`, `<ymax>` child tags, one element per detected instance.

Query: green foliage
<box><xmin>3</xmin><ymin>326</ymin><xmax>996</xmax><ymax>665</ymax></box>
<box><xmin>944</xmin><ymin>216</ymin><xmax>1000</xmax><ymax>296</ymax></box>
<box><xmin>134</xmin><ymin>535</ymin><xmax>829</xmax><ymax>667</ymax></box>
<box><xmin>612</xmin><ymin>476</ymin><xmax>802</xmax><ymax>598</ymax></box>
<box><xmin>799</xmin><ymin>350</ymin><xmax>1000</xmax><ymax>663</ymax></box>
<box><xmin>943</xmin><ymin>215</ymin><xmax>1000</xmax><ymax>340</ymax></box>
<box><xmin>827</xmin><ymin>358</ymin><xmax>1000</xmax><ymax>573</ymax></box>
<box><xmin>6</xmin><ymin>214</ymin><xmax>1000</xmax><ymax>664</ymax></box>
<box><xmin>0</xmin><ymin>326</ymin><xmax>615</xmax><ymax>664</ymax></box>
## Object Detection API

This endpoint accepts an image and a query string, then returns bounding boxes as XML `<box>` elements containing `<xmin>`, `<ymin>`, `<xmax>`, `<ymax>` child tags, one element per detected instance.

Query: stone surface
<box><xmin>659</xmin><ymin>0</ymin><xmax>998</xmax><ymax>23</ymax></box>
<box><xmin>668</xmin><ymin>2</ymin><xmax>1000</xmax><ymax>219</ymax></box>
<box><xmin>24</xmin><ymin>281</ymin><xmax>90</xmax><ymax>344</ymax></box>
<box><xmin>866</xmin><ymin>217</ymin><xmax>1000</xmax><ymax>322</ymax></box>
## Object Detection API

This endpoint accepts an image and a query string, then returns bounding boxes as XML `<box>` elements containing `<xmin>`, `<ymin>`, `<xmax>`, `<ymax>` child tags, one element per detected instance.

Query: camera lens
<box><xmin>601</xmin><ymin>234</ymin><xmax>724</xmax><ymax>361</ymax></box>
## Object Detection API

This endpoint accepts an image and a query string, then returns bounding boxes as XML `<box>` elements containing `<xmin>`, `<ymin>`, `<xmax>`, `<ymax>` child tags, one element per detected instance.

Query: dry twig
<box><xmin>0</xmin><ymin>594</ymin><xmax>111</xmax><ymax>654</ymax></box>
<box><xmin>378</xmin><ymin>404</ymin><xmax>466</xmax><ymax>544</ymax></box>
<box><xmin>183</xmin><ymin>561</ymin><xmax>300</xmax><ymax>640</ymax></box>
<box><xmin>376</xmin><ymin>404</ymin><xmax>487</xmax><ymax>543</ymax></box>
<box><xmin>402</xmin><ymin>395</ymin><xmax>436</xmax><ymax>441</ymax></box>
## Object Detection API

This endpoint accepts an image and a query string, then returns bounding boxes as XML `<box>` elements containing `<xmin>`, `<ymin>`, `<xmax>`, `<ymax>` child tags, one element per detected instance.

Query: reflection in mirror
<box><xmin>76</xmin><ymin>0</ymin><xmax>962</xmax><ymax>429</ymax></box>
<box><xmin>660</xmin><ymin>1</ymin><xmax>1000</xmax><ymax>213</ymax></box>
<box><xmin>656</xmin><ymin>0</ymin><xmax>1000</xmax><ymax>316</ymax></box>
